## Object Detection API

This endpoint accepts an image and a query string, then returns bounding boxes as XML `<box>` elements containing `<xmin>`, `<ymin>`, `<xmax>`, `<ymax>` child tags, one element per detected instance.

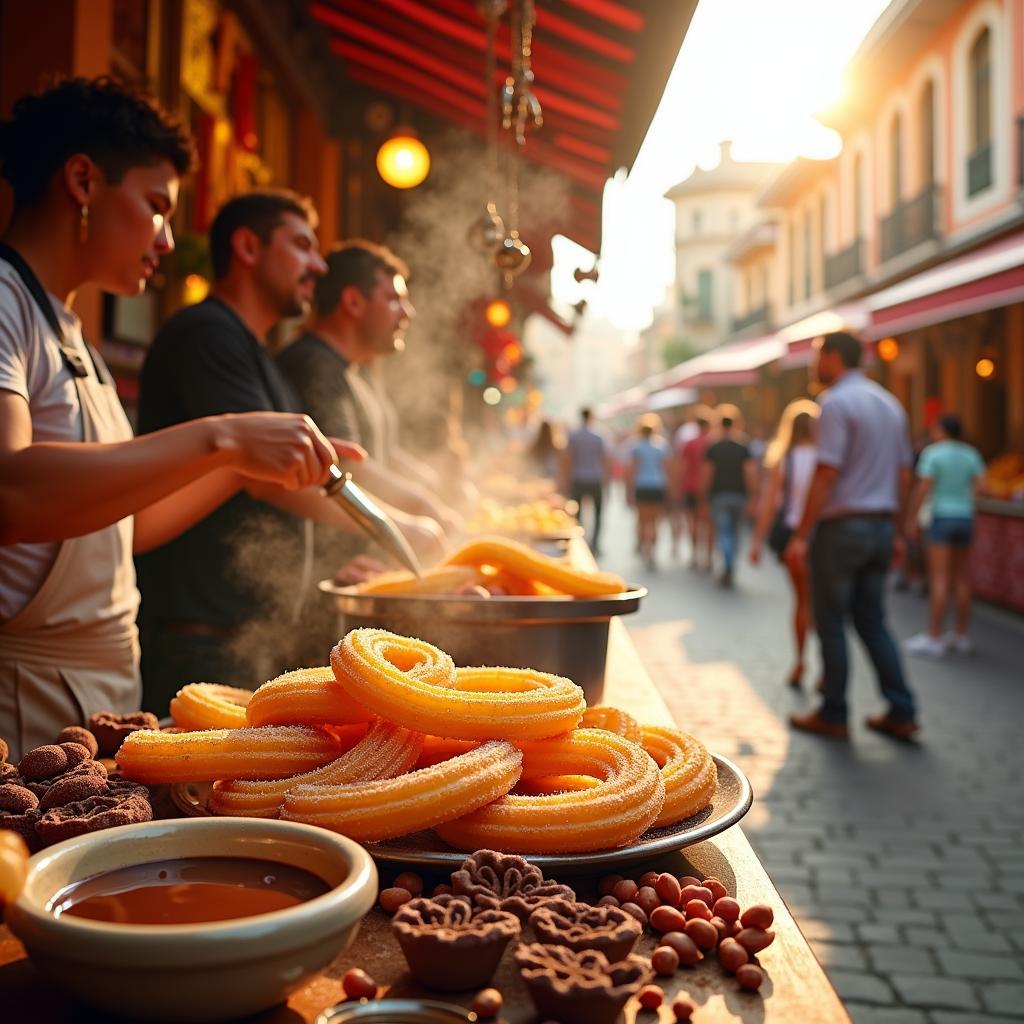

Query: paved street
<box><xmin>594</xmin><ymin>491</ymin><xmax>1024</xmax><ymax>1024</ymax></box>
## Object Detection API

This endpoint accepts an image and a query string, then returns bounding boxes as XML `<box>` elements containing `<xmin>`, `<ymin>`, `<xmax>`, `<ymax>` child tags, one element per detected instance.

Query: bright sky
<box><xmin>549</xmin><ymin>0</ymin><xmax>893</xmax><ymax>332</ymax></box>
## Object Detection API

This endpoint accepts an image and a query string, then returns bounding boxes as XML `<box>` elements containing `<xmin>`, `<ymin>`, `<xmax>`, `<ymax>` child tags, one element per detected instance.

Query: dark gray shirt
<box><xmin>816</xmin><ymin>370</ymin><xmax>912</xmax><ymax>519</ymax></box>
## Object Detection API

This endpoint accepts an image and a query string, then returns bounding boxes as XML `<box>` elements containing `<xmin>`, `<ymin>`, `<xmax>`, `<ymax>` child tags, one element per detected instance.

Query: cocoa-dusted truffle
<box><xmin>391</xmin><ymin>894</ymin><xmax>521</xmax><ymax>991</ymax></box>
<box><xmin>18</xmin><ymin>745</ymin><xmax>69</xmax><ymax>781</ymax></box>
<box><xmin>55</xmin><ymin>727</ymin><xmax>98</xmax><ymax>759</ymax></box>
<box><xmin>38</xmin><ymin>771</ymin><xmax>108</xmax><ymax>811</ymax></box>
<box><xmin>515</xmin><ymin>943</ymin><xmax>652</xmax><ymax>1024</ymax></box>
<box><xmin>58</xmin><ymin>742</ymin><xmax>92</xmax><ymax>770</ymax></box>
<box><xmin>89</xmin><ymin>711</ymin><xmax>159</xmax><ymax>757</ymax></box>
<box><xmin>0</xmin><ymin>784</ymin><xmax>39</xmax><ymax>814</ymax></box>
<box><xmin>451</xmin><ymin>849</ymin><xmax>575</xmax><ymax>921</ymax></box>
<box><xmin>529</xmin><ymin>900</ymin><xmax>643</xmax><ymax>962</ymax></box>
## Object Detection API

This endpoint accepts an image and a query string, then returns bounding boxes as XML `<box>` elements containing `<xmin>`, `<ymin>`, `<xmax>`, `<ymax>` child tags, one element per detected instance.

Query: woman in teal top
<box><xmin>904</xmin><ymin>414</ymin><xmax>986</xmax><ymax>657</ymax></box>
<box><xmin>626</xmin><ymin>420</ymin><xmax>670</xmax><ymax>570</ymax></box>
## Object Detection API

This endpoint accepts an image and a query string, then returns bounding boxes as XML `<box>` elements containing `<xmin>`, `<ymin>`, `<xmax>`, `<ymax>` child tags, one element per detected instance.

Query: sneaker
<box><xmin>902</xmin><ymin>632</ymin><xmax>947</xmax><ymax>658</ymax></box>
<box><xmin>946</xmin><ymin>633</ymin><xmax>974</xmax><ymax>655</ymax></box>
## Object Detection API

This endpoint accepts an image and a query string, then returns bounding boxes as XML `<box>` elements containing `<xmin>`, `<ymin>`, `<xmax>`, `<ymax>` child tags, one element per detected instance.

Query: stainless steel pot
<box><xmin>318</xmin><ymin>583</ymin><xmax>646</xmax><ymax>705</ymax></box>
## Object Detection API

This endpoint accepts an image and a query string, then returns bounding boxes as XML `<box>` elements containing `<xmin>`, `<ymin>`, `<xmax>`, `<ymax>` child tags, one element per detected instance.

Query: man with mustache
<box><xmin>136</xmin><ymin>193</ymin><xmax>444</xmax><ymax>709</ymax></box>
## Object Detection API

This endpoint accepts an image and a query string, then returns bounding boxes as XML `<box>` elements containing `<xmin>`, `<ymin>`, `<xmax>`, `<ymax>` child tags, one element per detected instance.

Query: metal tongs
<box><xmin>323</xmin><ymin>464</ymin><xmax>423</xmax><ymax>578</ymax></box>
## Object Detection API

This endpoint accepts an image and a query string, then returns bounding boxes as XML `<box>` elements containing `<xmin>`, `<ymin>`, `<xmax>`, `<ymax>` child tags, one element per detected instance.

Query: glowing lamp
<box><xmin>499</xmin><ymin>376</ymin><xmax>518</xmax><ymax>394</ymax></box>
<box><xmin>485</xmin><ymin>299</ymin><xmax>512</xmax><ymax>328</ymax></box>
<box><xmin>976</xmin><ymin>357</ymin><xmax>995</xmax><ymax>379</ymax></box>
<box><xmin>183</xmin><ymin>273</ymin><xmax>210</xmax><ymax>305</ymax></box>
<box><xmin>376</xmin><ymin>129</ymin><xmax>430</xmax><ymax>189</ymax></box>
<box><xmin>482</xmin><ymin>387</ymin><xmax>501</xmax><ymax>405</ymax></box>
<box><xmin>877</xmin><ymin>337</ymin><xmax>900</xmax><ymax>362</ymax></box>
<box><xmin>501</xmin><ymin>341</ymin><xmax>522</xmax><ymax>366</ymax></box>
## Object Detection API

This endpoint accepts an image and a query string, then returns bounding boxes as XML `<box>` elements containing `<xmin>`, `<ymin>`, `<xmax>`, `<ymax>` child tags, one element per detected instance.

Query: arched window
<box><xmin>890</xmin><ymin>111</ymin><xmax>903</xmax><ymax>206</ymax></box>
<box><xmin>968</xmin><ymin>27</ymin><xmax>993</xmax><ymax>194</ymax></box>
<box><xmin>919</xmin><ymin>80</ymin><xmax>935</xmax><ymax>186</ymax></box>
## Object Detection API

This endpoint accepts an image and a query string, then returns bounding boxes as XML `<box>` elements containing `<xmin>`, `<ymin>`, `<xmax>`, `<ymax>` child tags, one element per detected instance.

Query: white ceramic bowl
<box><xmin>7</xmin><ymin>817</ymin><xmax>377</xmax><ymax>1022</ymax></box>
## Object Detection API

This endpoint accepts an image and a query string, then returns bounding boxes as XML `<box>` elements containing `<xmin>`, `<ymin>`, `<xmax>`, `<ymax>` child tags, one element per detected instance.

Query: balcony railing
<box><xmin>968</xmin><ymin>144</ymin><xmax>993</xmax><ymax>197</ymax></box>
<box><xmin>879</xmin><ymin>184</ymin><xmax>940</xmax><ymax>263</ymax></box>
<box><xmin>824</xmin><ymin>238</ymin><xmax>863</xmax><ymax>291</ymax></box>
<box><xmin>731</xmin><ymin>304</ymin><xmax>771</xmax><ymax>333</ymax></box>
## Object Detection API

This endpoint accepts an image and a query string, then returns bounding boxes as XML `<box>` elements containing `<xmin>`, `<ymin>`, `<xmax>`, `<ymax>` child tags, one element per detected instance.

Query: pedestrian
<box><xmin>626</xmin><ymin>417</ymin><xmax>671</xmax><ymax>570</ymax></box>
<box><xmin>903</xmin><ymin>413</ymin><xmax>985</xmax><ymax>657</ymax></box>
<box><xmin>0</xmin><ymin>78</ymin><xmax>359</xmax><ymax>759</ymax></box>
<box><xmin>702</xmin><ymin>409</ymin><xmax>756</xmax><ymax>587</ymax></box>
<box><xmin>562</xmin><ymin>407</ymin><xmax>611</xmax><ymax>554</ymax></box>
<box><xmin>675</xmin><ymin>407</ymin><xmax>715</xmax><ymax>569</ymax></box>
<box><xmin>749</xmin><ymin>399</ymin><xmax>820</xmax><ymax>687</ymax></box>
<box><xmin>784</xmin><ymin>330</ymin><xmax>919</xmax><ymax>741</ymax></box>
<box><xmin>136</xmin><ymin>192</ymin><xmax>442</xmax><ymax>711</ymax></box>
<box><xmin>526</xmin><ymin>420</ymin><xmax>564</xmax><ymax>483</ymax></box>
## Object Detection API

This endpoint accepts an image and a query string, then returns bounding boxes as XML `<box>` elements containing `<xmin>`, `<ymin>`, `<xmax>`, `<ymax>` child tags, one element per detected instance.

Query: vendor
<box><xmin>136</xmin><ymin>201</ymin><xmax>447</xmax><ymax>710</ymax></box>
<box><xmin>0</xmin><ymin>78</ymin><xmax>360</xmax><ymax>760</ymax></box>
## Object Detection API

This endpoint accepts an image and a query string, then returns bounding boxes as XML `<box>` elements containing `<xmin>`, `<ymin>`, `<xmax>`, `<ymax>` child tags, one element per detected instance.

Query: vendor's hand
<box><xmin>333</xmin><ymin>554</ymin><xmax>389</xmax><ymax>586</ymax></box>
<box><xmin>218</xmin><ymin>413</ymin><xmax>344</xmax><ymax>490</ymax></box>
<box><xmin>783</xmin><ymin>534</ymin><xmax>808</xmax><ymax>572</ymax></box>
<box><xmin>748</xmin><ymin>539</ymin><xmax>762</xmax><ymax>566</ymax></box>
<box><xmin>327</xmin><ymin>437</ymin><xmax>367</xmax><ymax>464</ymax></box>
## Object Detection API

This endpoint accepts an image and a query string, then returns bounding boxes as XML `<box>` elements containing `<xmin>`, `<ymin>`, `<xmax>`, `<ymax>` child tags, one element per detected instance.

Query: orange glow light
<box><xmin>877</xmin><ymin>337</ymin><xmax>899</xmax><ymax>362</ymax></box>
<box><xmin>183</xmin><ymin>273</ymin><xmax>210</xmax><ymax>305</ymax></box>
<box><xmin>376</xmin><ymin>130</ymin><xmax>430</xmax><ymax>189</ymax></box>
<box><xmin>500</xmin><ymin>341</ymin><xmax>522</xmax><ymax>365</ymax></box>
<box><xmin>499</xmin><ymin>376</ymin><xmax>518</xmax><ymax>394</ymax></box>
<box><xmin>976</xmin><ymin>358</ymin><xmax>995</xmax><ymax>379</ymax></box>
<box><xmin>485</xmin><ymin>299</ymin><xmax>512</xmax><ymax>328</ymax></box>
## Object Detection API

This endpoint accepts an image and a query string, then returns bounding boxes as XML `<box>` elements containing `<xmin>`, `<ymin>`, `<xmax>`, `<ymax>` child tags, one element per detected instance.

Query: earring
<box><xmin>79</xmin><ymin>204</ymin><xmax>89</xmax><ymax>244</ymax></box>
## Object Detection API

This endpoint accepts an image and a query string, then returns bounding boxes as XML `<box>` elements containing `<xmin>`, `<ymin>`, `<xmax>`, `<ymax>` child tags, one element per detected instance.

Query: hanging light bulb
<box><xmin>376</xmin><ymin>127</ymin><xmax>430</xmax><ymax>189</ymax></box>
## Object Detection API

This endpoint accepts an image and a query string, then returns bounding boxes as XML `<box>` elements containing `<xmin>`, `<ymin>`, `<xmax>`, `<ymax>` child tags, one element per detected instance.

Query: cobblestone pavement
<box><xmin>594</xmin><ymin>491</ymin><xmax>1024</xmax><ymax>1024</ymax></box>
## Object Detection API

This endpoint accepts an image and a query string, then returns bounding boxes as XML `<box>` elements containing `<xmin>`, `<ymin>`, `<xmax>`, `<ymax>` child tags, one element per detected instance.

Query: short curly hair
<box><xmin>0</xmin><ymin>76</ymin><xmax>194</xmax><ymax>209</ymax></box>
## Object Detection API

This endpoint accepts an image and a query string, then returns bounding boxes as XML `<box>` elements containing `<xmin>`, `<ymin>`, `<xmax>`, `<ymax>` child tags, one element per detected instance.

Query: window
<box><xmin>968</xmin><ymin>27</ymin><xmax>993</xmax><ymax>195</ymax></box>
<box><xmin>692</xmin><ymin>209</ymin><xmax>702</xmax><ymax>236</ymax></box>
<box><xmin>920</xmin><ymin>80</ymin><xmax>935</xmax><ymax>186</ymax></box>
<box><xmin>890</xmin><ymin>111</ymin><xmax>903</xmax><ymax>206</ymax></box>
<box><xmin>696</xmin><ymin>269</ymin><xmax>713</xmax><ymax>321</ymax></box>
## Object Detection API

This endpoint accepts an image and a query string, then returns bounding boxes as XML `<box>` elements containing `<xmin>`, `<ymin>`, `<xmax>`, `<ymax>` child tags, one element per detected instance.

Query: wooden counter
<box><xmin>0</xmin><ymin>568</ymin><xmax>850</xmax><ymax>1023</ymax></box>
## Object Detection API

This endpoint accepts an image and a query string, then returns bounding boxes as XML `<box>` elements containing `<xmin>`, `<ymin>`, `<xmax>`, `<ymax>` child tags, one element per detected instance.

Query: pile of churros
<box><xmin>116</xmin><ymin>628</ymin><xmax>717</xmax><ymax>854</ymax></box>
<box><xmin>353</xmin><ymin>535</ymin><xmax>629</xmax><ymax>599</ymax></box>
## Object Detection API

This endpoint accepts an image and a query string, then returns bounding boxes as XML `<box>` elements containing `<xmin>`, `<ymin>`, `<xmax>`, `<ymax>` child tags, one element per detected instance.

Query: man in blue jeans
<box><xmin>784</xmin><ymin>331</ymin><xmax>919</xmax><ymax>741</ymax></box>
<box><xmin>702</xmin><ymin>414</ymin><xmax>756</xmax><ymax>587</ymax></box>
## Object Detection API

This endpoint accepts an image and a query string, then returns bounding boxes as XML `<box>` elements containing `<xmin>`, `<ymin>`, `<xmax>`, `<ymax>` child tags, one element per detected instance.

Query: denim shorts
<box><xmin>928</xmin><ymin>516</ymin><xmax>973</xmax><ymax>547</ymax></box>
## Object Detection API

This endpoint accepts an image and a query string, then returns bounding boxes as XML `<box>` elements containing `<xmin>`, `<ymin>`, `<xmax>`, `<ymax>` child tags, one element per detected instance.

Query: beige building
<box><xmin>665</xmin><ymin>141</ymin><xmax>785</xmax><ymax>351</ymax></box>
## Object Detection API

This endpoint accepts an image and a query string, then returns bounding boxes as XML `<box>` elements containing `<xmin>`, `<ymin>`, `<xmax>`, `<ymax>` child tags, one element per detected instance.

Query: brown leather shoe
<box><xmin>788</xmin><ymin>710</ymin><xmax>849</xmax><ymax>739</ymax></box>
<box><xmin>865</xmin><ymin>713</ymin><xmax>920</xmax><ymax>741</ymax></box>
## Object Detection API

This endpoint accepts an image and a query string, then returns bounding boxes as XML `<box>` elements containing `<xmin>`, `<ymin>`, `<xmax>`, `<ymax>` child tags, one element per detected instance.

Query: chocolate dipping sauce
<box><xmin>50</xmin><ymin>857</ymin><xmax>332</xmax><ymax>925</ymax></box>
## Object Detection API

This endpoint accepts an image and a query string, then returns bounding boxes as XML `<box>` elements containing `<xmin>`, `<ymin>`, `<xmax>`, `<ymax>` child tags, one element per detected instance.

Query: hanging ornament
<box><xmin>494</xmin><ymin>230</ymin><xmax>531</xmax><ymax>287</ymax></box>
<box><xmin>467</xmin><ymin>202</ymin><xmax>506</xmax><ymax>254</ymax></box>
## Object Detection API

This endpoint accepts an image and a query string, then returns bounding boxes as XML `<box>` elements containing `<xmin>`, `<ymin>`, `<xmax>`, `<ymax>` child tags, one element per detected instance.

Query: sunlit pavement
<box><xmin>594</xmin><ymin>487</ymin><xmax>1024</xmax><ymax>1024</ymax></box>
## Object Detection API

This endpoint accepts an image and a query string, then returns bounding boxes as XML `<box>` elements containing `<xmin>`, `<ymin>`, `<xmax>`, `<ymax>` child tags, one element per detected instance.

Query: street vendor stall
<box><xmin>0</xmin><ymin>538</ymin><xmax>850</xmax><ymax>1024</ymax></box>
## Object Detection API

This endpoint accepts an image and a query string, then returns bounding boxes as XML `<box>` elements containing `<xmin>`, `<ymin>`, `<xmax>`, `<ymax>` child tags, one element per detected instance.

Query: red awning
<box><xmin>307</xmin><ymin>0</ymin><xmax>696</xmax><ymax>254</ymax></box>
<box><xmin>777</xmin><ymin>303</ymin><xmax>869</xmax><ymax>368</ymax></box>
<box><xmin>648</xmin><ymin>334</ymin><xmax>785</xmax><ymax>390</ymax></box>
<box><xmin>867</xmin><ymin>231</ymin><xmax>1024</xmax><ymax>338</ymax></box>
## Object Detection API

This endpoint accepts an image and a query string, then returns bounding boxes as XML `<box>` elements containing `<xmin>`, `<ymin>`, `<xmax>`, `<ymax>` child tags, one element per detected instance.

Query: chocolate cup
<box><xmin>522</xmin><ymin>981</ymin><xmax>635</xmax><ymax>1024</ymax></box>
<box><xmin>394</xmin><ymin>929</ymin><xmax>514</xmax><ymax>991</ymax></box>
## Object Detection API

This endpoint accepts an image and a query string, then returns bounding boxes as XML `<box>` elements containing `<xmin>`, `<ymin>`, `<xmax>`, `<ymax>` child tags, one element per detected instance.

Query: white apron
<box><xmin>0</xmin><ymin>258</ymin><xmax>140</xmax><ymax>761</ymax></box>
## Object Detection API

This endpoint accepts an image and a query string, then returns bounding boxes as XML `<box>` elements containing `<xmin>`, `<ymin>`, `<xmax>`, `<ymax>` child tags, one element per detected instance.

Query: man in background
<box><xmin>702</xmin><ymin>411</ymin><xmax>756</xmax><ymax>587</ymax></box>
<box><xmin>784</xmin><ymin>330</ymin><xmax>919</xmax><ymax>741</ymax></box>
<box><xmin>562</xmin><ymin>407</ymin><xmax>611</xmax><ymax>555</ymax></box>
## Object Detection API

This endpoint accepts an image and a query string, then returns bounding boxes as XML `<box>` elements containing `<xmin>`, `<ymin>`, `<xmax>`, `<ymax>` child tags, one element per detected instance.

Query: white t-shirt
<box><xmin>0</xmin><ymin>261</ymin><xmax>92</xmax><ymax>621</ymax></box>
<box><xmin>784</xmin><ymin>444</ymin><xmax>818</xmax><ymax>529</ymax></box>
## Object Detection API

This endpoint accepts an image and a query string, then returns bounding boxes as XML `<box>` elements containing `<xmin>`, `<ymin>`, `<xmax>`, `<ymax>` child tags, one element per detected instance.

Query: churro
<box><xmin>245</xmin><ymin>667</ymin><xmax>375</xmax><ymax>728</ymax></box>
<box><xmin>354</xmin><ymin>565</ymin><xmax>481</xmax><ymax>596</ymax></box>
<box><xmin>581</xmin><ymin>706</ymin><xmax>642</xmax><ymax>744</ymax></box>
<box><xmin>333</xmin><ymin>630</ymin><xmax>584</xmax><ymax>740</ymax></box>
<box><xmin>208</xmin><ymin>720</ymin><xmax>423</xmax><ymax>818</ymax></box>
<box><xmin>435</xmin><ymin>729</ymin><xmax>665</xmax><ymax>853</ymax></box>
<box><xmin>444</xmin><ymin>536</ymin><xmax>626</xmax><ymax>598</ymax></box>
<box><xmin>170</xmin><ymin>683</ymin><xmax>252</xmax><ymax>731</ymax></box>
<box><xmin>281</xmin><ymin>740</ymin><xmax>522</xmax><ymax>842</ymax></box>
<box><xmin>115</xmin><ymin>726</ymin><xmax>341</xmax><ymax>784</ymax></box>
<box><xmin>639</xmin><ymin>725</ymin><xmax>717</xmax><ymax>826</ymax></box>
